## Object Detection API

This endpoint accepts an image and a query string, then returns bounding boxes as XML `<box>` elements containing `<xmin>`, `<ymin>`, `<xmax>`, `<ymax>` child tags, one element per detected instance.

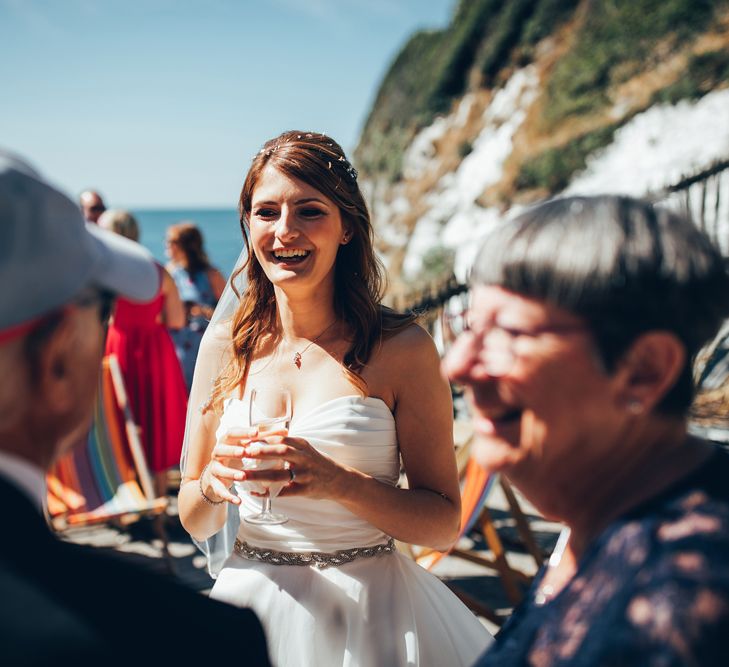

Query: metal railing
<box><xmin>650</xmin><ymin>157</ymin><xmax>729</xmax><ymax>254</ymax></box>
<box><xmin>400</xmin><ymin>156</ymin><xmax>729</xmax><ymax>322</ymax></box>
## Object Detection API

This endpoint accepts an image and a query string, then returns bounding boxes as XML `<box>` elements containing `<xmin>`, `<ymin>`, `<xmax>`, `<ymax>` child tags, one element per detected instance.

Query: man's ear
<box><xmin>33</xmin><ymin>314</ymin><xmax>80</xmax><ymax>417</ymax></box>
<box><xmin>615</xmin><ymin>331</ymin><xmax>686</xmax><ymax>414</ymax></box>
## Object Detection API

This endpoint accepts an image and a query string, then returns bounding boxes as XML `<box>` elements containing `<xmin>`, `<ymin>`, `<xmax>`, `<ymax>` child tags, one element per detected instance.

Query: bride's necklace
<box><xmin>289</xmin><ymin>321</ymin><xmax>337</xmax><ymax>369</ymax></box>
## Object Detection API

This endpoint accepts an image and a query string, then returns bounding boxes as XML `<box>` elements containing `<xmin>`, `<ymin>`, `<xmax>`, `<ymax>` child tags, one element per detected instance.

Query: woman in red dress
<box><xmin>99</xmin><ymin>209</ymin><xmax>189</xmax><ymax>496</ymax></box>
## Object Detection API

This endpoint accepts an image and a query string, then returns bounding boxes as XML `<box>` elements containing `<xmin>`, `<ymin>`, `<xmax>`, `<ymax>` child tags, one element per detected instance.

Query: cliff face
<box><xmin>354</xmin><ymin>0</ymin><xmax>729</xmax><ymax>295</ymax></box>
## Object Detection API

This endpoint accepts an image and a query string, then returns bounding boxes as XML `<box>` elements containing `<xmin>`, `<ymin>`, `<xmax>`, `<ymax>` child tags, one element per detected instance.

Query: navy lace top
<box><xmin>475</xmin><ymin>446</ymin><xmax>729</xmax><ymax>666</ymax></box>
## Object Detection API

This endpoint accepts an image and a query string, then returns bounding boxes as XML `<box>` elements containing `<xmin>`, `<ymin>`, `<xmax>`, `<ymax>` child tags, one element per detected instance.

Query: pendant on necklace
<box><xmin>290</xmin><ymin>320</ymin><xmax>337</xmax><ymax>370</ymax></box>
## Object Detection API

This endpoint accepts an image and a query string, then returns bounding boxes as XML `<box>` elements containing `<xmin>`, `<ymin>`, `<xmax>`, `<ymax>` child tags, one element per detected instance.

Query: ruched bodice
<box><xmin>211</xmin><ymin>393</ymin><xmax>492</xmax><ymax>666</ymax></box>
<box><xmin>216</xmin><ymin>395</ymin><xmax>399</xmax><ymax>552</ymax></box>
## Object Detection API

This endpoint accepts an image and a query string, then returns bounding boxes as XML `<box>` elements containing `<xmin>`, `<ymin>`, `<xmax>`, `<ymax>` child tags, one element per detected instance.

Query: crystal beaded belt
<box><xmin>233</xmin><ymin>537</ymin><xmax>395</xmax><ymax>569</ymax></box>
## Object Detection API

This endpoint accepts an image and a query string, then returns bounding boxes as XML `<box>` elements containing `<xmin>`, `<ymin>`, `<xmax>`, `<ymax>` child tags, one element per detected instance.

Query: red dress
<box><xmin>105</xmin><ymin>286</ymin><xmax>188</xmax><ymax>473</ymax></box>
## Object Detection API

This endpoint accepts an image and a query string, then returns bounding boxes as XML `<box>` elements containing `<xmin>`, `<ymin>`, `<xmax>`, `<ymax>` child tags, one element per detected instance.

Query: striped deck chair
<box><xmin>400</xmin><ymin>423</ymin><xmax>544</xmax><ymax>625</ymax></box>
<box><xmin>47</xmin><ymin>355</ymin><xmax>168</xmax><ymax>529</ymax></box>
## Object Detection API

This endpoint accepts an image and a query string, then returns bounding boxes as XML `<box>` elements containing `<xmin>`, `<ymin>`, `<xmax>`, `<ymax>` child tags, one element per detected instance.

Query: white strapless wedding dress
<box><xmin>210</xmin><ymin>395</ymin><xmax>492</xmax><ymax>667</ymax></box>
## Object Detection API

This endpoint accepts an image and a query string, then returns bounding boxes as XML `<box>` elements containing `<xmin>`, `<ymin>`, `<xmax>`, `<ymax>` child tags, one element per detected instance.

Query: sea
<box><xmin>130</xmin><ymin>208</ymin><xmax>245</xmax><ymax>278</ymax></box>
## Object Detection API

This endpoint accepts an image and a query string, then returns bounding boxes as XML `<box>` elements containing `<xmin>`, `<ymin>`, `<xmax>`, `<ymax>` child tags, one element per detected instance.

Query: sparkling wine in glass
<box><xmin>243</xmin><ymin>387</ymin><xmax>291</xmax><ymax>525</ymax></box>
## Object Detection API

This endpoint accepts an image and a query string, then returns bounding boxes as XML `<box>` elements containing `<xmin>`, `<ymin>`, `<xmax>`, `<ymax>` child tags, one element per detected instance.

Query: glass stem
<box><xmin>261</xmin><ymin>495</ymin><xmax>272</xmax><ymax>516</ymax></box>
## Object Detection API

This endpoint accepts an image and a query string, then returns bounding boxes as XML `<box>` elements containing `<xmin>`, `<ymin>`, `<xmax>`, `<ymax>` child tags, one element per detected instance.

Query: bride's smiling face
<box><xmin>249</xmin><ymin>165</ymin><xmax>348</xmax><ymax>293</ymax></box>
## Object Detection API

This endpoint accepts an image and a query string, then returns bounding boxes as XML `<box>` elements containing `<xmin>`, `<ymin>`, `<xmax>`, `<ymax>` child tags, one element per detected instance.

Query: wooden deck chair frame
<box><xmin>47</xmin><ymin>356</ymin><xmax>169</xmax><ymax>549</ymax></box>
<box><xmin>399</xmin><ymin>428</ymin><xmax>544</xmax><ymax>626</ymax></box>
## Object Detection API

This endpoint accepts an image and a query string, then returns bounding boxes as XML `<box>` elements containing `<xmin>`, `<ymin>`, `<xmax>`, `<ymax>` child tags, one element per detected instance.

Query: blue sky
<box><xmin>1</xmin><ymin>0</ymin><xmax>453</xmax><ymax>207</ymax></box>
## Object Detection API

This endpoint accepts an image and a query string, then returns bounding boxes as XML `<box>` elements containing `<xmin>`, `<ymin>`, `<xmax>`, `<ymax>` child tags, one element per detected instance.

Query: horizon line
<box><xmin>127</xmin><ymin>204</ymin><xmax>239</xmax><ymax>211</ymax></box>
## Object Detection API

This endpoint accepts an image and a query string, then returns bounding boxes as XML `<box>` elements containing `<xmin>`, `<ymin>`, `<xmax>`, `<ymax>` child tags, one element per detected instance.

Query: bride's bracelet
<box><xmin>199</xmin><ymin>463</ymin><xmax>225</xmax><ymax>506</ymax></box>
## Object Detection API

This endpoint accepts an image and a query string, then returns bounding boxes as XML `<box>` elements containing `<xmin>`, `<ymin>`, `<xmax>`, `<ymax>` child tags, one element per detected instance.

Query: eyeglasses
<box><xmin>75</xmin><ymin>289</ymin><xmax>116</xmax><ymax>326</ymax></box>
<box><xmin>443</xmin><ymin>308</ymin><xmax>587</xmax><ymax>377</ymax></box>
<box><xmin>86</xmin><ymin>204</ymin><xmax>105</xmax><ymax>213</ymax></box>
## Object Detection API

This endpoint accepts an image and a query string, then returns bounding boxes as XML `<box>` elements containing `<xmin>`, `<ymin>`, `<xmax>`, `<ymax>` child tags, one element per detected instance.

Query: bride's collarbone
<box><xmin>249</xmin><ymin>345</ymin><xmax>343</xmax><ymax>377</ymax></box>
<box><xmin>244</xmin><ymin>346</ymin><xmax>393</xmax><ymax>412</ymax></box>
<box><xmin>247</xmin><ymin>351</ymin><xmax>356</xmax><ymax>391</ymax></box>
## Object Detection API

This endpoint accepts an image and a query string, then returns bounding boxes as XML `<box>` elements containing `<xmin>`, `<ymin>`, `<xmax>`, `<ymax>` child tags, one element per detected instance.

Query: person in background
<box><xmin>444</xmin><ymin>195</ymin><xmax>729</xmax><ymax>666</ymax></box>
<box><xmin>165</xmin><ymin>221</ymin><xmax>226</xmax><ymax>390</ymax></box>
<box><xmin>79</xmin><ymin>189</ymin><xmax>106</xmax><ymax>224</ymax></box>
<box><xmin>99</xmin><ymin>209</ymin><xmax>188</xmax><ymax>497</ymax></box>
<box><xmin>0</xmin><ymin>151</ymin><xmax>270</xmax><ymax>666</ymax></box>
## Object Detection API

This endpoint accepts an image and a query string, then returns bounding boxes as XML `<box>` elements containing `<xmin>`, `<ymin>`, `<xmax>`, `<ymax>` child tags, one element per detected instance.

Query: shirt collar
<box><xmin>0</xmin><ymin>449</ymin><xmax>46</xmax><ymax>513</ymax></box>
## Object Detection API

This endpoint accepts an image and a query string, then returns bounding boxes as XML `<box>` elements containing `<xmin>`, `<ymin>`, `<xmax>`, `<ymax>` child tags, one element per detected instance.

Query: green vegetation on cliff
<box><xmin>356</xmin><ymin>0</ymin><xmax>729</xmax><ymax>191</ymax></box>
<box><xmin>545</xmin><ymin>0</ymin><xmax>727</xmax><ymax>125</ymax></box>
<box><xmin>517</xmin><ymin>40</ymin><xmax>729</xmax><ymax>193</ymax></box>
<box><xmin>355</xmin><ymin>29</ymin><xmax>445</xmax><ymax>178</ymax></box>
<box><xmin>515</xmin><ymin>124</ymin><xmax>619</xmax><ymax>192</ymax></box>
<box><xmin>651</xmin><ymin>50</ymin><xmax>729</xmax><ymax>105</ymax></box>
<box><xmin>354</xmin><ymin>0</ymin><xmax>578</xmax><ymax>181</ymax></box>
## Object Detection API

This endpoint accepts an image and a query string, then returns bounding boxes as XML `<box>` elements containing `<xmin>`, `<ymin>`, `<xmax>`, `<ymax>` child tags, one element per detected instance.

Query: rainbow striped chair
<box><xmin>47</xmin><ymin>356</ymin><xmax>168</xmax><ymax>529</ymax></box>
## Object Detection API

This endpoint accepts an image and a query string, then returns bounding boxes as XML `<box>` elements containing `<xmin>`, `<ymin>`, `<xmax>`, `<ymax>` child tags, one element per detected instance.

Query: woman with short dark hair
<box><xmin>446</xmin><ymin>195</ymin><xmax>729</xmax><ymax>666</ymax></box>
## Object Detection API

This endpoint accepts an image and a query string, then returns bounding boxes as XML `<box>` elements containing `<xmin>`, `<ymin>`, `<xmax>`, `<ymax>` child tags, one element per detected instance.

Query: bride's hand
<box><xmin>243</xmin><ymin>435</ymin><xmax>347</xmax><ymax>500</ymax></box>
<box><xmin>201</xmin><ymin>427</ymin><xmax>259</xmax><ymax>505</ymax></box>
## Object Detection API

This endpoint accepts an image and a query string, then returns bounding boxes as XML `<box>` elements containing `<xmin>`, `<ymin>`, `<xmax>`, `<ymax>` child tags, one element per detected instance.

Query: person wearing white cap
<box><xmin>0</xmin><ymin>151</ymin><xmax>270</xmax><ymax>666</ymax></box>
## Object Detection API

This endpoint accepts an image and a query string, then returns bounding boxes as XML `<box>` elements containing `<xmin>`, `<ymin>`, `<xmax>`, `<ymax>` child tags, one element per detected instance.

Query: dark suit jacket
<box><xmin>0</xmin><ymin>477</ymin><xmax>271</xmax><ymax>667</ymax></box>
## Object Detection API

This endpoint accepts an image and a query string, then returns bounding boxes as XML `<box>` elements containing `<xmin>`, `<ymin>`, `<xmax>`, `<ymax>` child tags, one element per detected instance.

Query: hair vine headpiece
<box><xmin>253</xmin><ymin>132</ymin><xmax>358</xmax><ymax>182</ymax></box>
<box><xmin>336</xmin><ymin>155</ymin><xmax>358</xmax><ymax>181</ymax></box>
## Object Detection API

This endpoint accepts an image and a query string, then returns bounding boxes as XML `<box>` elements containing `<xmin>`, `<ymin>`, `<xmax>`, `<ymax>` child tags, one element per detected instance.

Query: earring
<box><xmin>341</xmin><ymin>233</ymin><xmax>350</xmax><ymax>243</ymax></box>
<box><xmin>627</xmin><ymin>399</ymin><xmax>644</xmax><ymax>415</ymax></box>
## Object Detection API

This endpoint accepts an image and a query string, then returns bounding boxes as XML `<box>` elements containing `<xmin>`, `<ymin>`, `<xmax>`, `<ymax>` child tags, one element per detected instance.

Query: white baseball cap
<box><xmin>0</xmin><ymin>149</ymin><xmax>159</xmax><ymax>339</ymax></box>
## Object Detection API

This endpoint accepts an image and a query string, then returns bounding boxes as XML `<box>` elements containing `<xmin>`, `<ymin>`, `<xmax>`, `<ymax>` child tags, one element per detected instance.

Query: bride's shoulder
<box><xmin>378</xmin><ymin>320</ymin><xmax>439</xmax><ymax>367</ymax></box>
<box><xmin>361</xmin><ymin>315</ymin><xmax>442</xmax><ymax>400</ymax></box>
<box><xmin>203</xmin><ymin>318</ymin><xmax>233</xmax><ymax>341</ymax></box>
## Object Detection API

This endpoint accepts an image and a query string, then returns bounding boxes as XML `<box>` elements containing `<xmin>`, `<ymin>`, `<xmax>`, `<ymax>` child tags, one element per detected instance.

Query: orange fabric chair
<box><xmin>401</xmin><ymin>426</ymin><xmax>544</xmax><ymax>625</ymax></box>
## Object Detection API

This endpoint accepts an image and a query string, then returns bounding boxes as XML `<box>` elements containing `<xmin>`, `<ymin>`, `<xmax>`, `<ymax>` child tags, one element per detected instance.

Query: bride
<box><xmin>178</xmin><ymin>131</ymin><xmax>491</xmax><ymax>666</ymax></box>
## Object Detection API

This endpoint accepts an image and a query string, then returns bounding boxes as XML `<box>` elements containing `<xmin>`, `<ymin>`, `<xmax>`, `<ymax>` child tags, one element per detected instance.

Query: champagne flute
<box><xmin>243</xmin><ymin>387</ymin><xmax>291</xmax><ymax>525</ymax></box>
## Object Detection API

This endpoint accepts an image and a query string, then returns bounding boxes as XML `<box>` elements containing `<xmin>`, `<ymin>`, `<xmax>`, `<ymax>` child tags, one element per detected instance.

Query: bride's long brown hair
<box><xmin>208</xmin><ymin>131</ymin><xmax>415</xmax><ymax>412</ymax></box>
